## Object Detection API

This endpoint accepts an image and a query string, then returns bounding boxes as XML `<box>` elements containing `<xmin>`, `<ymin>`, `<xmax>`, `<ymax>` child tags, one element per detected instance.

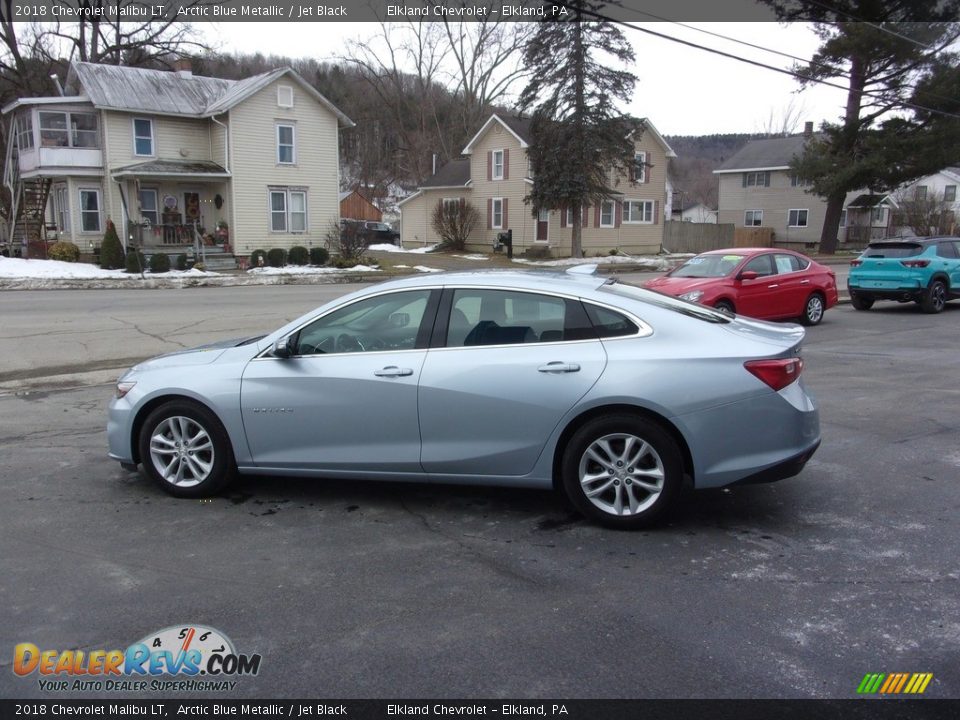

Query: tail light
<box><xmin>900</xmin><ymin>259</ymin><xmax>930</xmax><ymax>268</ymax></box>
<box><xmin>744</xmin><ymin>358</ymin><xmax>803</xmax><ymax>391</ymax></box>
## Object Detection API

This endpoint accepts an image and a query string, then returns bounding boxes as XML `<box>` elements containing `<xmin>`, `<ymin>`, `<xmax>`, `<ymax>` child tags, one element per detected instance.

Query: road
<box><xmin>1</xmin><ymin>285</ymin><xmax>956</xmax><ymax>700</ymax></box>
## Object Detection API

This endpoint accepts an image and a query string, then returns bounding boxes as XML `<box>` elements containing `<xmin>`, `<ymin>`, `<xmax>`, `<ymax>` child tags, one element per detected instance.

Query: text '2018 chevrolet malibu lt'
<box><xmin>108</xmin><ymin>268</ymin><xmax>820</xmax><ymax>529</ymax></box>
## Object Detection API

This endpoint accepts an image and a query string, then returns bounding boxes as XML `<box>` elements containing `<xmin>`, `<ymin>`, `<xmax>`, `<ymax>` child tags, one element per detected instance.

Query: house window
<box><xmin>138</xmin><ymin>189</ymin><xmax>159</xmax><ymax>225</ymax></box>
<box><xmin>71</xmin><ymin>113</ymin><xmax>98</xmax><ymax>148</ymax></box>
<box><xmin>743</xmin><ymin>171</ymin><xmax>770</xmax><ymax>187</ymax></box>
<box><xmin>277</xmin><ymin>85</ymin><xmax>294</xmax><ymax>108</ymax></box>
<box><xmin>133</xmin><ymin>118</ymin><xmax>154</xmax><ymax>156</ymax></box>
<box><xmin>38</xmin><ymin>112</ymin><xmax>68</xmax><ymax>147</ymax></box>
<box><xmin>54</xmin><ymin>185</ymin><xmax>69</xmax><ymax>232</ymax></box>
<box><xmin>633</xmin><ymin>152</ymin><xmax>646</xmax><ymax>182</ymax></box>
<box><xmin>78</xmin><ymin>189</ymin><xmax>101</xmax><ymax>233</ymax></box>
<box><xmin>839</xmin><ymin>209</ymin><xmax>847</xmax><ymax>227</ymax></box>
<box><xmin>623</xmin><ymin>200</ymin><xmax>653</xmax><ymax>223</ymax></box>
<box><xmin>745</xmin><ymin>210</ymin><xmax>763</xmax><ymax>226</ymax></box>
<box><xmin>527</xmin><ymin>156</ymin><xmax>533</xmax><ymax>178</ymax></box>
<box><xmin>492</xmin><ymin>150</ymin><xmax>504</xmax><ymax>180</ymax></box>
<box><xmin>790</xmin><ymin>173</ymin><xmax>809</xmax><ymax>187</ymax></box>
<box><xmin>945</xmin><ymin>185</ymin><xmax>957</xmax><ymax>202</ymax></box>
<box><xmin>269</xmin><ymin>188</ymin><xmax>307</xmax><ymax>233</ymax></box>
<box><xmin>491</xmin><ymin>198</ymin><xmax>504</xmax><ymax>229</ymax></box>
<box><xmin>871</xmin><ymin>206</ymin><xmax>886</xmax><ymax>223</ymax></box>
<box><xmin>277</xmin><ymin>124</ymin><xmax>295</xmax><ymax>164</ymax></box>
<box><xmin>600</xmin><ymin>200</ymin><xmax>615</xmax><ymax>228</ymax></box>
<box><xmin>787</xmin><ymin>209</ymin><xmax>808</xmax><ymax>227</ymax></box>
<box><xmin>915</xmin><ymin>186</ymin><xmax>927</xmax><ymax>200</ymax></box>
<box><xmin>442</xmin><ymin>198</ymin><xmax>461</xmax><ymax>215</ymax></box>
<box><xmin>16</xmin><ymin>113</ymin><xmax>34</xmax><ymax>150</ymax></box>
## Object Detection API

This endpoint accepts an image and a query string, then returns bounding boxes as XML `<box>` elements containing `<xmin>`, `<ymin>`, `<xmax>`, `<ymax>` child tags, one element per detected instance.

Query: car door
<box><xmin>937</xmin><ymin>240</ymin><xmax>960</xmax><ymax>290</ymax></box>
<box><xmin>770</xmin><ymin>253</ymin><xmax>808</xmax><ymax>318</ymax></box>
<box><xmin>735</xmin><ymin>253</ymin><xmax>779</xmax><ymax>319</ymax></box>
<box><xmin>418</xmin><ymin>288</ymin><xmax>606</xmax><ymax>477</ymax></box>
<box><xmin>240</xmin><ymin>289</ymin><xmax>439</xmax><ymax>471</ymax></box>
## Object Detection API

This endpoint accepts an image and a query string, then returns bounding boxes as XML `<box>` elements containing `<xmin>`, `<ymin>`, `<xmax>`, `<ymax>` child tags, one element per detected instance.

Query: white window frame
<box><xmin>269</xmin><ymin>188</ymin><xmax>308</xmax><ymax>233</ymax></box>
<box><xmin>945</xmin><ymin>185</ymin><xmax>957</xmax><ymax>202</ymax></box>
<box><xmin>78</xmin><ymin>188</ymin><xmax>102</xmax><ymax>233</ymax></box>
<box><xmin>599</xmin><ymin>200</ymin><xmax>615</xmax><ymax>228</ymax></box>
<box><xmin>623</xmin><ymin>199</ymin><xmax>653</xmax><ymax>224</ymax></box>
<box><xmin>54</xmin><ymin>184</ymin><xmax>69</xmax><ymax>232</ymax></box>
<box><xmin>492</xmin><ymin>149</ymin><xmax>505</xmax><ymax>180</ymax></box>
<box><xmin>871</xmin><ymin>206</ymin><xmax>886</xmax><ymax>224</ymax></box>
<box><xmin>839</xmin><ymin>209</ymin><xmax>847</xmax><ymax>227</ymax></box>
<box><xmin>633</xmin><ymin>152</ymin><xmax>646</xmax><ymax>183</ymax></box>
<box><xmin>915</xmin><ymin>186</ymin><xmax>928</xmax><ymax>200</ymax></box>
<box><xmin>744</xmin><ymin>209</ymin><xmax>763</xmax><ymax>227</ymax></box>
<box><xmin>16</xmin><ymin>113</ymin><xmax>34</xmax><ymax>150</ymax></box>
<box><xmin>132</xmin><ymin>117</ymin><xmax>154</xmax><ymax>157</ymax></box>
<box><xmin>276</xmin><ymin>123</ymin><xmax>296</xmax><ymax>165</ymax></box>
<box><xmin>491</xmin><ymin>197</ymin><xmax>504</xmax><ymax>229</ymax></box>
<box><xmin>787</xmin><ymin>208</ymin><xmax>809</xmax><ymax>228</ymax></box>
<box><xmin>744</xmin><ymin>171</ymin><xmax>769</xmax><ymax>187</ymax></box>
<box><xmin>277</xmin><ymin>85</ymin><xmax>294</xmax><ymax>108</ymax></box>
<box><xmin>138</xmin><ymin>188</ymin><xmax>159</xmax><ymax>225</ymax></box>
<box><xmin>442</xmin><ymin>197</ymin><xmax>461</xmax><ymax>215</ymax></box>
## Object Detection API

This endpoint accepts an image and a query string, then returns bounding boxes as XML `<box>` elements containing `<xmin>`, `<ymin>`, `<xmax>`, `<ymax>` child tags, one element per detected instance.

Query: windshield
<box><xmin>670</xmin><ymin>254</ymin><xmax>744</xmax><ymax>278</ymax></box>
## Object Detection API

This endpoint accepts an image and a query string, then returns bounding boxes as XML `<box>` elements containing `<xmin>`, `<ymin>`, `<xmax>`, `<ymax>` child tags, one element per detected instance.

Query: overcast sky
<box><xmin>202</xmin><ymin>21</ymin><xmax>850</xmax><ymax>137</ymax></box>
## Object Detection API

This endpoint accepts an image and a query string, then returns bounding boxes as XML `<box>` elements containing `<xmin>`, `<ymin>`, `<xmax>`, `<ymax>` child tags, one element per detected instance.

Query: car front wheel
<box><xmin>561</xmin><ymin>415</ymin><xmax>683</xmax><ymax>529</ymax></box>
<box><xmin>920</xmin><ymin>280</ymin><xmax>947</xmax><ymax>314</ymax></box>
<box><xmin>713</xmin><ymin>299</ymin><xmax>735</xmax><ymax>316</ymax></box>
<box><xmin>138</xmin><ymin>400</ymin><xmax>236</xmax><ymax>498</ymax></box>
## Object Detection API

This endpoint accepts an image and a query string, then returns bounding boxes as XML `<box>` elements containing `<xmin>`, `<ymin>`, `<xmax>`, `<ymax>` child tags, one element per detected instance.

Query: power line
<box><xmin>802</xmin><ymin>0</ymin><xmax>936</xmax><ymax>50</ymax></box>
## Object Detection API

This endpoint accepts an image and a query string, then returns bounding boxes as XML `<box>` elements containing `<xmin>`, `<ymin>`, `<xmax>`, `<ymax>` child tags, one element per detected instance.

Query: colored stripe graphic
<box><xmin>859</xmin><ymin>672</ymin><xmax>933</xmax><ymax>694</ymax></box>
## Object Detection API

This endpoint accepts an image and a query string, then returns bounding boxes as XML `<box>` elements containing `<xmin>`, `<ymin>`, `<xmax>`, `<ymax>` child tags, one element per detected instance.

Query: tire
<box><xmin>713</xmin><ymin>299</ymin><xmax>735</xmax><ymax>316</ymax></box>
<box><xmin>138</xmin><ymin>400</ymin><xmax>236</xmax><ymax>498</ymax></box>
<box><xmin>561</xmin><ymin>414</ymin><xmax>683</xmax><ymax>529</ymax></box>
<box><xmin>850</xmin><ymin>293</ymin><xmax>874</xmax><ymax>311</ymax></box>
<box><xmin>800</xmin><ymin>293</ymin><xmax>825</xmax><ymax>326</ymax></box>
<box><xmin>920</xmin><ymin>279</ymin><xmax>947</xmax><ymax>314</ymax></box>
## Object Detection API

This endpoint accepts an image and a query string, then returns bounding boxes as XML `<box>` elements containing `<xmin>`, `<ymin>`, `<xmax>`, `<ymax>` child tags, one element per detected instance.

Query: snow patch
<box><xmin>368</xmin><ymin>243</ymin><xmax>441</xmax><ymax>254</ymax></box>
<box><xmin>247</xmin><ymin>264</ymin><xmax>380</xmax><ymax>275</ymax></box>
<box><xmin>0</xmin><ymin>257</ymin><xmax>218</xmax><ymax>281</ymax></box>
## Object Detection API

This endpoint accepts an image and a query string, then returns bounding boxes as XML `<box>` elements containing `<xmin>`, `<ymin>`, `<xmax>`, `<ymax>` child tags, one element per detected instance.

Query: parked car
<box><xmin>108</xmin><ymin>269</ymin><xmax>820</xmax><ymax>529</ymax></box>
<box><xmin>341</xmin><ymin>219</ymin><xmax>400</xmax><ymax>246</ymax></box>
<box><xmin>642</xmin><ymin>248</ymin><xmax>838</xmax><ymax>325</ymax></box>
<box><xmin>848</xmin><ymin>237</ymin><xmax>960</xmax><ymax>313</ymax></box>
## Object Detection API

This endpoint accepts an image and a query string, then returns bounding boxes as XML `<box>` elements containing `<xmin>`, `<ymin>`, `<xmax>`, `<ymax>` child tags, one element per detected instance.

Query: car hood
<box><xmin>643</xmin><ymin>276</ymin><xmax>722</xmax><ymax>295</ymax></box>
<box><xmin>128</xmin><ymin>336</ymin><xmax>263</xmax><ymax>373</ymax></box>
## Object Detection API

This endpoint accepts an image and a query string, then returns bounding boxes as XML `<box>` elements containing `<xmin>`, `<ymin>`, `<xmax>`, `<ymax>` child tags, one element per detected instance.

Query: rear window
<box><xmin>864</xmin><ymin>242</ymin><xmax>923</xmax><ymax>258</ymax></box>
<box><xmin>600</xmin><ymin>282</ymin><xmax>731</xmax><ymax>324</ymax></box>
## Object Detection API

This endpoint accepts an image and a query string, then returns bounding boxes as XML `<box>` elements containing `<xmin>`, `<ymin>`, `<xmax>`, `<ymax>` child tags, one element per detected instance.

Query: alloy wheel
<box><xmin>148</xmin><ymin>416</ymin><xmax>215</xmax><ymax>488</ymax></box>
<box><xmin>578</xmin><ymin>433</ymin><xmax>665</xmax><ymax>516</ymax></box>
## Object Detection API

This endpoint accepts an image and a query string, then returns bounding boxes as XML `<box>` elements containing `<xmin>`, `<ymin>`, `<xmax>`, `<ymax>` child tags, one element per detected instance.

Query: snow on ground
<box><xmin>411</xmin><ymin>265</ymin><xmax>442</xmax><ymax>273</ymax></box>
<box><xmin>0</xmin><ymin>257</ymin><xmax>217</xmax><ymax>279</ymax></box>
<box><xmin>247</xmin><ymin>264</ymin><xmax>380</xmax><ymax>275</ymax></box>
<box><xmin>368</xmin><ymin>243</ymin><xmax>441</xmax><ymax>254</ymax></box>
<box><xmin>512</xmin><ymin>253</ymin><xmax>693</xmax><ymax>270</ymax></box>
<box><xmin>452</xmin><ymin>254</ymin><xmax>489</xmax><ymax>261</ymax></box>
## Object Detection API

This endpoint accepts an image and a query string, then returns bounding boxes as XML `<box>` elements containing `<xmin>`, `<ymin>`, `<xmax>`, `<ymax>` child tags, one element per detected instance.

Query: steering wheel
<box><xmin>335</xmin><ymin>333</ymin><xmax>364</xmax><ymax>353</ymax></box>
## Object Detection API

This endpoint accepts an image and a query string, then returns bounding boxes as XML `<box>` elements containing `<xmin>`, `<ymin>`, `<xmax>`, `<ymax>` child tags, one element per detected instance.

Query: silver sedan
<box><xmin>108</xmin><ymin>269</ymin><xmax>820</xmax><ymax>529</ymax></box>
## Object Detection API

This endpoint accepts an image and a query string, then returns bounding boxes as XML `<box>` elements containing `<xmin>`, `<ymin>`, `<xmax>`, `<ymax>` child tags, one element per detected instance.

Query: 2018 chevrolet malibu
<box><xmin>108</xmin><ymin>269</ymin><xmax>820</xmax><ymax>529</ymax></box>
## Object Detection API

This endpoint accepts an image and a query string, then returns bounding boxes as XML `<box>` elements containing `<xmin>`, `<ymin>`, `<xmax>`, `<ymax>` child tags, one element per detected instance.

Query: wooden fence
<box><xmin>662</xmin><ymin>222</ymin><xmax>735</xmax><ymax>254</ymax></box>
<box><xmin>733</xmin><ymin>227</ymin><xmax>775</xmax><ymax>247</ymax></box>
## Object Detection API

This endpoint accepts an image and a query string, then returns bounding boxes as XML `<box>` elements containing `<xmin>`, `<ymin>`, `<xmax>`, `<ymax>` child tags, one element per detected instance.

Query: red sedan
<box><xmin>643</xmin><ymin>248</ymin><xmax>839</xmax><ymax>325</ymax></box>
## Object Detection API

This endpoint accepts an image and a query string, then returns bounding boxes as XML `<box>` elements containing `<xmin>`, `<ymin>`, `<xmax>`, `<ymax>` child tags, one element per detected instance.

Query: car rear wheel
<box><xmin>713</xmin><ymin>299</ymin><xmax>735</xmax><ymax>316</ymax></box>
<box><xmin>850</xmin><ymin>294</ymin><xmax>874</xmax><ymax>311</ymax></box>
<box><xmin>800</xmin><ymin>293</ymin><xmax>825</xmax><ymax>326</ymax></box>
<box><xmin>920</xmin><ymin>280</ymin><xmax>947</xmax><ymax>314</ymax></box>
<box><xmin>138</xmin><ymin>400</ymin><xmax>236</xmax><ymax>498</ymax></box>
<box><xmin>561</xmin><ymin>415</ymin><xmax>683</xmax><ymax>529</ymax></box>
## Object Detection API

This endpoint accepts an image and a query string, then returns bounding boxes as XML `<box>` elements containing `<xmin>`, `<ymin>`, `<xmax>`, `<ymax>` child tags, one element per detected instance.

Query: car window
<box><xmin>446</xmin><ymin>289</ymin><xmax>588</xmax><ymax>347</ymax></box>
<box><xmin>936</xmin><ymin>241</ymin><xmax>958</xmax><ymax>259</ymax></box>
<box><xmin>671</xmin><ymin>254</ymin><xmax>745</xmax><ymax>278</ymax></box>
<box><xmin>742</xmin><ymin>254</ymin><xmax>775</xmax><ymax>276</ymax></box>
<box><xmin>774</xmin><ymin>254</ymin><xmax>801</xmax><ymax>274</ymax></box>
<box><xmin>295</xmin><ymin>290</ymin><xmax>432</xmax><ymax>355</ymax></box>
<box><xmin>583</xmin><ymin>303</ymin><xmax>639</xmax><ymax>338</ymax></box>
<box><xmin>864</xmin><ymin>242</ymin><xmax>923</xmax><ymax>258</ymax></box>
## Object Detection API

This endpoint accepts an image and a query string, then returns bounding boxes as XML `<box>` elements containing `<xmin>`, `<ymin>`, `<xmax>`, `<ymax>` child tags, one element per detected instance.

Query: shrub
<box><xmin>431</xmin><ymin>199</ymin><xmax>480</xmax><ymax>251</ymax></box>
<box><xmin>332</xmin><ymin>256</ymin><xmax>356</xmax><ymax>269</ymax></box>
<box><xmin>176</xmin><ymin>254</ymin><xmax>188</xmax><ymax>271</ymax></box>
<box><xmin>149</xmin><ymin>252</ymin><xmax>171</xmax><ymax>273</ymax></box>
<box><xmin>309</xmin><ymin>246</ymin><xmax>329</xmax><ymax>265</ymax></box>
<box><xmin>325</xmin><ymin>220</ymin><xmax>365</xmax><ymax>263</ymax></box>
<box><xmin>249</xmin><ymin>249</ymin><xmax>268</xmax><ymax>267</ymax></box>
<box><xmin>48</xmin><ymin>241</ymin><xmax>80</xmax><ymax>263</ymax></box>
<box><xmin>522</xmin><ymin>245</ymin><xmax>553</xmax><ymax>260</ymax></box>
<box><xmin>288</xmin><ymin>245</ymin><xmax>309</xmax><ymax>265</ymax></box>
<box><xmin>192</xmin><ymin>262</ymin><xmax>205</xmax><ymax>272</ymax></box>
<box><xmin>99</xmin><ymin>220</ymin><xmax>125</xmax><ymax>269</ymax></box>
<box><xmin>266</xmin><ymin>248</ymin><xmax>286</xmax><ymax>267</ymax></box>
<box><xmin>125</xmin><ymin>250</ymin><xmax>147</xmax><ymax>274</ymax></box>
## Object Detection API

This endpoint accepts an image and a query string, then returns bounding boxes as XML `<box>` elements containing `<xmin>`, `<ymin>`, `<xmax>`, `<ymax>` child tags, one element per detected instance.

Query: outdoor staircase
<box><xmin>3</xmin><ymin>126</ymin><xmax>53</xmax><ymax>257</ymax></box>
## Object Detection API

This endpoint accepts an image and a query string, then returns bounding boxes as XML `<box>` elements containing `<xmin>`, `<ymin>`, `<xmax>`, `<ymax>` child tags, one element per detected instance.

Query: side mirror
<box><xmin>738</xmin><ymin>270</ymin><xmax>759</xmax><ymax>281</ymax></box>
<box><xmin>389</xmin><ymin>312</ymin><xmax>410</xmax><ymax>328</ymax></box>
<box><xmin>272</xmin><ymin>334</ymin><xmax>297</xmax><ymax>358</ymax></box>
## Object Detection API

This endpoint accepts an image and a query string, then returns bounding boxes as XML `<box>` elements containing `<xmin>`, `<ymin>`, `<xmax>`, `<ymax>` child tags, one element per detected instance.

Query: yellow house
<box><xmin>398</xmin><ymin>114</ymin><xmax>676</xmax><ymax>256</ymax></box>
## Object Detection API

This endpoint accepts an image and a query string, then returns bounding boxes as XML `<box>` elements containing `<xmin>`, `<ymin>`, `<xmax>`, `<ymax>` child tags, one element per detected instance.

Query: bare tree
<box><xmin>431</xmin><ymin>199</ymin><xmax>479</xmax><ymax>251</ymax></box>
<box><xmin>755</xmin><ymin>96</ymin><xmax>809</xmax><ymax>137</ymax></box>
<box><xmin>893</xmin><ymin>188</ymin><xmax>955</xmax><ymax>236</ymax></box>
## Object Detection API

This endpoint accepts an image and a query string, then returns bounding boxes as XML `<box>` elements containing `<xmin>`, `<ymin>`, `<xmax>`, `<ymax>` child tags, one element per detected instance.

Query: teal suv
<box><xmin>848</xmin><ymin>237</ymin><xmax>960</xmax><ymax>313</ymax></box>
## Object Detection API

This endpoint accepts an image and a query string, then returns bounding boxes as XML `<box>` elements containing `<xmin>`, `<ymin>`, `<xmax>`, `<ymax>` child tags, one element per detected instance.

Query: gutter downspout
<box><xmin>210</xmin><ymin>113</ymin><xmax>233</xmax><ymax>258</ymax></box>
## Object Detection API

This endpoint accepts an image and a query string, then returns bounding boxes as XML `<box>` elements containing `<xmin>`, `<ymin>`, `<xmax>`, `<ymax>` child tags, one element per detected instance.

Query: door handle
<box><xmin>800</xmin><ymin>279</ymin><xmax>810</xmax><ymax>284</ymax></box>
<box><xmin>374</xmin><ymin>366</ymin><xmax>413</xmax><ymax>377</ymax></box>
<box><xmin>767</xmin><ymin>283</ymin><xmax>779</xmax><ymax>288</ymax></box>
<box><xmin>538</xmin><ymin>362</ymin><xmax>581</xmax><ymax>374</ymax></box>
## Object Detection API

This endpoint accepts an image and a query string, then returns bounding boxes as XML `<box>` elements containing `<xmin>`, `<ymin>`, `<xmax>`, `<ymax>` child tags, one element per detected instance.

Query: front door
<box><xmin>736</xmin><ymin>253</ymin><xmax>780</xmax><ymax>319</ymax></box>
<box><xmin>183</xmin><ymin>191</ymin><xmax>201</xmax><ymax>228</ymax></box>
<box><xmin>536</xmin><ymin>209</ymin><xmax>549</xmax><ymax>242</ymax></box>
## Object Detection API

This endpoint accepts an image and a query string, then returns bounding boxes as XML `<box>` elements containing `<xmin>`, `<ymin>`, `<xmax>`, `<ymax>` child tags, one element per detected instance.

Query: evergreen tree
<box><xmin>762</xmin><ymin>1</ymin><xmax>960</xmax><ymax>253</ymax></box>
<box><xmin>99</xmin><ymin>220</ymin><xmax>125</xmax><ymax>270</ymax></box>
<box><xmin>519</xmin><ymin>1</ymin><xmax>637</xmax><ymax>258</ymax></box>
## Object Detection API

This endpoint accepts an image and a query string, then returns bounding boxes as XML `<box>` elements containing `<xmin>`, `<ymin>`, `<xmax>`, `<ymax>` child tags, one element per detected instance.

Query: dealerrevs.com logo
<box><xmin>13</xmin><ymin>625</ymin><xmax>262</xmax><ymax>692</ymax></box>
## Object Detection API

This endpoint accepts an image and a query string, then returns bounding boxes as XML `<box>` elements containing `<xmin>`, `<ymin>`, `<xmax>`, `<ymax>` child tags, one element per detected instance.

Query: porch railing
<box><xmin>130</xmin><ymin>221</ymin><xmax>207</xmax><ymax>265</ymax></box>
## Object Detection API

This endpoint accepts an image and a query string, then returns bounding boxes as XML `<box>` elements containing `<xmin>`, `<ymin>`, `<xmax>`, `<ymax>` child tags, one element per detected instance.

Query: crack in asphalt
<box><xmin>108</xmin><ymin>316</ymin><xmax>189</xmax><ymax>350</ymax></box>
<box><xmin>0</xmin><ymin>356</ymin><xmax>147</xmax><ymax>383</ymax></box>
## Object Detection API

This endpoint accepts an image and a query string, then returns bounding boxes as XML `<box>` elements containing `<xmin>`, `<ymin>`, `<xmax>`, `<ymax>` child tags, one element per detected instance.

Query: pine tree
<box><xmin>519</xmin><ymin>1</ymin><xmax>637</xmax><ymax>258</ymax></box>
<box><xmin>99</xmin><ymin>220</ymin><xmax>125</xmax><ymax>270</ymax></box>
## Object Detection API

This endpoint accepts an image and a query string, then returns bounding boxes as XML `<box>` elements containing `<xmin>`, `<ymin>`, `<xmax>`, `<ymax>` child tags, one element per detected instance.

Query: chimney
<box><xmin>173</xmin><ymin>58</ymin><xmax>193</xmax><ymax>77</ymax></box>
<box><xmin>803</xmin><ymin>121</ymin><xmax>814</xmax><ymax>138</ymax></box>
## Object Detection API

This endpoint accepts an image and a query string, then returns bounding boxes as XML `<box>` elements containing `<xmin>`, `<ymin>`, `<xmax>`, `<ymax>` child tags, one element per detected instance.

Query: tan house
<box><xmin>399</xmin><ymin>114</ymin><xmax>676</xmax><ymax>256</ymax></box>
<box><xmin>2</xmin><ymin>60</ymin><xmax>352</xmax><ymax>265</ymax></box>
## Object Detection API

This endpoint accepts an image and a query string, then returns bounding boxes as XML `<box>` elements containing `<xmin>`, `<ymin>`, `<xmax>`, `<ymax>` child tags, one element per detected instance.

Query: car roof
<box><xmin>869</xmin><ymin>237</ymin><xmax>956</xmax><ymax>245</ymax></box>
<box><xmin>361</xmin><ymin>268</ymin><xmax>609</xmax><ymax>295</ymax></box>
<box><xmin>697</xmin><ymin>247</ymin><xmax>790</xmax><ymax>257</ymax></box>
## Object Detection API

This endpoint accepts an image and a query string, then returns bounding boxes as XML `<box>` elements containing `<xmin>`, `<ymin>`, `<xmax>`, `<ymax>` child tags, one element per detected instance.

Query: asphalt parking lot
<box><xmin>0</xmin><ymin>286</ymin><xmax>958</xmax><ymax>700</ymax></box>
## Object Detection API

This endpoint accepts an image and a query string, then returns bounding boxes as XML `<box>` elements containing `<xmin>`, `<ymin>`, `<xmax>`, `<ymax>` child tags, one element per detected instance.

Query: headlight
<box><xmin>679</xmin><ymin>290</ymin><xmax>704</xmax><ymax>302</ymax></box>
<box><xmin>116</xmin><ymin>381</ymin><xmax>137</xmax><ymax>399</ymax></box>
